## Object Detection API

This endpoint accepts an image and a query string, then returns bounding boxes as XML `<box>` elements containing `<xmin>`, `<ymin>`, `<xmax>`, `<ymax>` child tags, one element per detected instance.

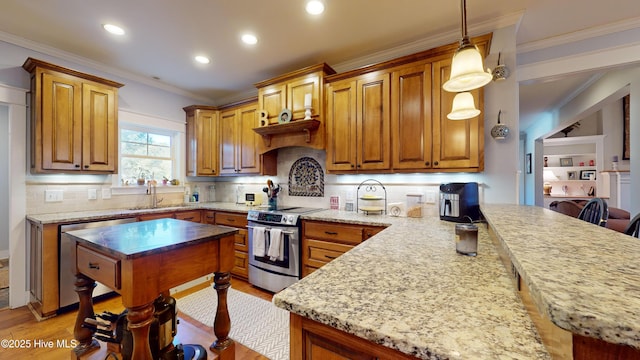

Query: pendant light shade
<box><xmin>447</xmin><ymin>92</ymin><xmax>480</xmax><ymax>120</ymax></box>
<box><xmin>442</xmin><ymin>0</ymin><xmax>492</xmax><ymax>93</ymax></box>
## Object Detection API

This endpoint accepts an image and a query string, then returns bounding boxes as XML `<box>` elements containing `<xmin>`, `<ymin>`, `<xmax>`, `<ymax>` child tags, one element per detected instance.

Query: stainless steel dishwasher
<box><xmin>59</xmin><ymin>217</ymin><xmax>137</xmax><ymax>310</ymax></box>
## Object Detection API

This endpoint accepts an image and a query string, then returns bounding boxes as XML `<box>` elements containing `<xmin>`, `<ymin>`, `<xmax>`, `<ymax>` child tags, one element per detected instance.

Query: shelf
<box><xmin>253</xmin><ymin>118</ymin><xmax>320</xmax><ymax>147</ymax></box>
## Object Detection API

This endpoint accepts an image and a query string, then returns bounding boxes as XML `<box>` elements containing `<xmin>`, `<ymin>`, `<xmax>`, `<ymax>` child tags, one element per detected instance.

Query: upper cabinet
<box><xmin>325</xmin><ymin>71</ymin><xmax>391</xmax><ymax>172</ymax></box>
<box><xmin>185</xmin><ymin>101</ymin><xmax>277</xmax><ymax>177</ymax></box>
<box><xmin>23</xmin><ymin>58</ymin><xmax>123</xmax><ymax>174</ymax></box>
<box><xmin>391</xmin><ymin>61</ymin><xmax>433</xmax><ymax>170</ymax></box>
<box><xmin>184</xmin><ymin>105</ymin><xmax>219</xmax><ymax>176</ymax></box>
<box><xmin>254</xmin><ymin>63</ymin><xmax>336</xmax><ymax>152</ymax></box>
<box><xmin>219</xmin><ymin>100</ymin><xmax>276</xmax><ymax>176</ymax></box>
<box><xmin>323</xmin><ymin>34</ymin><xmax>490</xmax><ymax>174</ymax></box>
<box><xmin>431</xmin><ymin>56</ymin><xmax>483</xmax><ymax>171</ymax></box>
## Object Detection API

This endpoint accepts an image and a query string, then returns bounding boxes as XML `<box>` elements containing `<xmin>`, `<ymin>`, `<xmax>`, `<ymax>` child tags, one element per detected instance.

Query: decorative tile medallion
<box><xmin>288</xmin><ymin>157</ymin><xmax>324</xmax><ymax>197</ymax></box>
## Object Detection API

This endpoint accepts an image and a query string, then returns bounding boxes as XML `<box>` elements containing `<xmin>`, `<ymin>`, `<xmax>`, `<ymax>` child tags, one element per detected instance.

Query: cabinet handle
<box><xmin>324</xmin><ymin>231</ymin><xmax>338</xmax><ymax>235</ymax></box>
<box><xmin>226</xmin><ymin>218</ymin><xmax>235</xmax><ymax>222</ymax></box>
<box><xmin>182</xmin><ymin>217</ymin><xmax>194</xmax><ymax>220</ymax></box>
<box><xmin>433</xmin><ymin>161</ymin><xmax>439</xmax><ymax>166</ymax></box>
<box><xmin>325</xmin><ymin>255</ymin><xmax>336</xmax><ymax>260</ymax></box>
<box><xmin>84</xmin><ymin>165</ymin><xmax>89</xmax><ymax>169</ymax></box>
<box><xmin>75</xmin><ymin>164</ymin><xmax>80</xmax><ymax>168</ymax></box>
<box><xmin>425</xmin><ymin>161</ymin><xmax>430</xmax><ymax>166</ymax></box>
<box><xmin>89</xmin><ymin>262</ymin><xmax>100</xmax><ymax>270</ymax></box>
<box><xmin>357</xmin><ymin>164</ymin><xmax>361</xmax><ymax>168</ymax></box>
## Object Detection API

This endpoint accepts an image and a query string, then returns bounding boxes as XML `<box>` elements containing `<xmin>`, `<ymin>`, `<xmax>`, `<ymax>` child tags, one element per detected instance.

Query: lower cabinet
<box><xmin>301</xmin><ymin>220</ymin><xmax>385</xmax><ymax>277</ymax></box>
<box><xmin>290</xmin><ymin>314</ymin><xmax>416</xmax><ymax>360</ymax></box>
<box><xmin>214</xmin><ymin>211</ymin><xmax>249</xmax><ymax>279</ymax></box>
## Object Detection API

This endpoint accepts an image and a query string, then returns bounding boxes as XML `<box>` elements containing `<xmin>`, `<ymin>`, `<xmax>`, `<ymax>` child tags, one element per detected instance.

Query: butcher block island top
<box><xmin>273</xmin><ymin>210</ymin><xmax>551</xmax><ymax>359</ymax></box>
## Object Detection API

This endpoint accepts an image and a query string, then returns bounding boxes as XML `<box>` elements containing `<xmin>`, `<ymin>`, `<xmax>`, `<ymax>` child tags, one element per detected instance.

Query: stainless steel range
<box><xmin>247</xmin><ymin>206</ymin><xmax>322</xmax><ymax>293</ymax></box>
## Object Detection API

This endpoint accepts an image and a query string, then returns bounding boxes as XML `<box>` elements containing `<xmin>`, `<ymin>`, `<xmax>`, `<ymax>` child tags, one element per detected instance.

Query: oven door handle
<box><xmin>247</xmin><ymin>225</ymin><xmax>295</xmax><ymax>235</ymax></box>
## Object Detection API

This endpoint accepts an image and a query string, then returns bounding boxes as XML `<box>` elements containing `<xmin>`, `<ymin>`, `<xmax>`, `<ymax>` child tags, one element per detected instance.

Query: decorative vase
<box><xmin>268</xmin><ymin>197</ymin><xmax>277</xmax><ymax>211</ymax></box>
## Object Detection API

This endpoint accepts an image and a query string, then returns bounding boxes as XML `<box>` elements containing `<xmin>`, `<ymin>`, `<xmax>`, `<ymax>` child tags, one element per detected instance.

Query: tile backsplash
<box><xmin>26</xmin><ymin>147</ymin><xmax>483</xmax><ymax>217</ymax></box>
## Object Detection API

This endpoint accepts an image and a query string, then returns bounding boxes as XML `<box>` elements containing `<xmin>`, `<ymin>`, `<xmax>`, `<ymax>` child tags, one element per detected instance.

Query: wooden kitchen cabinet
<box><xmin>431</xmin><ymin>56</ymin><xmax>484</xmax><ymax>171</ymax></box>
<box><xmin>254</xmin><ymin>63</ymin><xmax>336</xmax><ymax>152</ymax></box>
<box><xmin>175</xmin><ymin>210</ymin><xmax>202</xmax><ymax>223</ymax></box>
<box><xmin>391</xmin><ymin>61</ymin><xmax>434</xmax><ymax>170</ymax></box>
<box><xmin>290</xmin><ymin>314</ymin><xmax>416</xmax><ymax>360</ymax></box>
<box><xmin>27</xmin><ymin>220</ymin><xmax>59</xmax><ymax>318</ymax></box>
<box><xmin>184</xmin><ymin>105</ymin><xmax>219</xmax><ymax>176</ymax></box>
<box><xmin>301</xmin><ymin>220</ymin><xmax>386</xmax><ymax>277</ymax></box>
<box><xmin>23</xmin><ymin>57</ymin><xmax>123</xmax><ymax>174</ymax></box>
<box><xmin>219</xmin><ymin>100</ymin><xmax>276</xmax><ymax>176</ymax></box>
<box><xmin>214</xmin><ymin>211</ymin><xmax>250</xmax><ymax>279</ymax></box>
<box><xmin>137</xmin><ymin>211</ymin><xmax>175</xmax><ymax>221</ymax></box>
<box><xmin>325</xmin><ymin>71</ymin><xmax>391</xmax><ymax>172</ymax></box>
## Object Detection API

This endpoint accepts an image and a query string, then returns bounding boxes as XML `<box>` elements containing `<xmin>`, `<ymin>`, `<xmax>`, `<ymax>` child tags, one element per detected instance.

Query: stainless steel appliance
<box><xmin>247</xmin><ymin>206</ymin><xmax>322</xmax><ymax>293</ymax></box>
<box><xmin>439</xmin><ymin>182</ymin><xmax>480</xmax><ymax>222</ymax></box>
<box><xmin>59</xmin><ymin>217</ymin><xmax>137</xmax><ymax>310</ymax></box>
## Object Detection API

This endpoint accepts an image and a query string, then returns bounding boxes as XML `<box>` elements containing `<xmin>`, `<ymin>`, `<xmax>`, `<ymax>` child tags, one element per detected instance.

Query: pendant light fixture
<box><xmin>447</xmin><ymin>92</ymin><xmax>480</xmax><ymax>120</ymax></box>
<box><xmin>443</xmin><ymin>0</ymin><xmax>492</xmax><ymax>93</ymax></box>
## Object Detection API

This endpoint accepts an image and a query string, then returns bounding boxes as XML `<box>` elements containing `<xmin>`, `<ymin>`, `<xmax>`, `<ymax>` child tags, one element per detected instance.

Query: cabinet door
<box><xmin>40</xmin><ymin>71</ymin><xmax>83</xmax><ymax>171</ymax></box>
<box><xmin>325</xmin><ymin>80</ymin><xmax>357</xmax><ymax>171</ymax></box>
<box><xmin>82</xmin><ymin>83</ymin><xmax>118</xmax><ymax>172</ymax></box>
<box><xmin>392</xmin><ymin>63</ymin><xmax>433</xmax><ymax>170</ymax></box>
<box><xmin>196</xmin><ymin>109</ymin><xmax>219</xmax><ymax>175</ymax></box>
<box><xmin>258</xmin><ymin>83</ymin><xmax>286</xmax><ymax>126</ymax></box>
<box><xmin>237</xmin><ymin>104</ymin><xmax>261</xmax><ymax>174</ymax></box>
<box><xmin>432</xmin><ymin>58</ymin><xmax>483</xmax><ymax>170</ymax></box>
<box><xmin>287</xmin><ymin>74</ymin><xmax>319</xmax><ymax>120</ymax></box>
<box><xmin>356</xmin><ymin>72</ymin><xmax>391</xmax><ymax>171</ymax></box>
<box><xmin>219</xmin><ymin>109</ymin><xmax>238</xmax><ymax>175</ymax></box>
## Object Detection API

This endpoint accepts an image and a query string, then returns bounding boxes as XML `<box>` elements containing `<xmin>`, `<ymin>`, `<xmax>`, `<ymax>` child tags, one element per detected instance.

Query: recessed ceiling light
<box><xmin>195</xmin><ymin>55</ymin><xmax>210</xmax><ymax>64</ymax></box>
<box><xmin>241</xmin><ymin>34</ymin><xmax>258</xmax><ymax>45</ymax></box>
<box><xmin>102</xmin><ymin>24</ymin><xmax>125</xmax><ymax>36</ymax></box>
<box><xmin>306</xmin><ymin>0</ymin><xmax>325</xmax><ymax>15</ymax></box>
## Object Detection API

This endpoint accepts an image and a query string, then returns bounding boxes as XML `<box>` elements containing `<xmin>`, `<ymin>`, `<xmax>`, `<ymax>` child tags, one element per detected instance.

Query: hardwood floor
<box><xmin>0</xmin><ymin>277</ymin><xmax>273</xmax><ymax>360</ymax></box>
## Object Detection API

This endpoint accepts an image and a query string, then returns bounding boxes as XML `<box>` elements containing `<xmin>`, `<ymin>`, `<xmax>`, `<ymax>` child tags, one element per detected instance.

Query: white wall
<box><xmin>0</xmin><ymin>105</ymin><xmax>8</xmax><ymax>258</ymax></box>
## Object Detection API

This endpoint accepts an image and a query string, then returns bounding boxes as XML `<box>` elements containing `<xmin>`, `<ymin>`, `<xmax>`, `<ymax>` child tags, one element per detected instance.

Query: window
<box><xmin>115</xmin><ymin>109</ymin><xmax>185</xmax><ymax>190</ymax></box>
<box><xmin>120</xmin><ymin>127</ymin><xmax>173</xmax><ymax>184</ymax></box>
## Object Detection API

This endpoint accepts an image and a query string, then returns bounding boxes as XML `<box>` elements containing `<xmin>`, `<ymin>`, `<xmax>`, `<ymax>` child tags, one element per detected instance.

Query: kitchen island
<box><xmin>274</xmin><ymin>209</ymin><xmax>550</xmax><ymax>359</ymax></box>
<box><xmin>274</xmin><ymin>205</ymin><xmax>640</xmax><ymax>359</ymax></box>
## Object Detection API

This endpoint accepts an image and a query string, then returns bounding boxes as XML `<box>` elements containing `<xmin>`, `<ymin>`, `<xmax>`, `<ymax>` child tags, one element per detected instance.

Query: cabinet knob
<box><xmin>75</xmin><ymin>164</ymin><xmax>80</xmax><ymax>168</ymax></box>
<box><xmin>425</xmin><ymin>161</ymin><xmax>430</xmax><ymax>166</ymax></box>
<box><xmin>357</xmin><ymin>164</ymin><xmax>361</xmax><ymax>168</ymax></box>
<box><xmin>433</xmin><ymin>161</ymin><xmax>439</xmax><ymax>166</ymax></box>
<box><xmin>84</xmin><ymin>165</ymin><xmax>89</xmax><ymax>169</ymax></box>
<box><xmin>350</xmin><ymin>164</ymin><xmax>355</xmax><ymax>168</ymax></box>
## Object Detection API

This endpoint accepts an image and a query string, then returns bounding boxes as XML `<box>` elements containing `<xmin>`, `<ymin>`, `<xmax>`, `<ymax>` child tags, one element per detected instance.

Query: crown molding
<box><xmin>517</xmin><ymin>16</ymin><xmax>640</xmax><ymax>54</ymax></box>
<box><xmin>0</xmin><ymin>30</ymin><xmax>214</xmax><ymax>104</ymax></box>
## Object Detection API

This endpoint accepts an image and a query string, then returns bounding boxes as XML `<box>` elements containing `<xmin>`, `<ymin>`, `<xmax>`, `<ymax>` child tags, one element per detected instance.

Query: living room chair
<box><xmin>577</xmin><ymin>198</ymin><xmax>609</xmax><ymax>227</ymax></box>
<box><xmin>624</xmin><ymin>213</ymin><xmax>640</xmax><ymax>238</ymax></box>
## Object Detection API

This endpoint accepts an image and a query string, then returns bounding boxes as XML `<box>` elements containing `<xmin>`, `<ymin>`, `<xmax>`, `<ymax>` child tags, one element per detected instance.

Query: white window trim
<box><xmin>112</xmin><ymin>109</ymin><xmax>186</xmax><ymax>195</ymax></box>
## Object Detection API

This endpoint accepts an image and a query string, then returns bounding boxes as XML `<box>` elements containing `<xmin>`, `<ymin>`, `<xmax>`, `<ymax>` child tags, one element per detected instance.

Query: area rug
<box><xmin>176</xmin><ymin>287</ymin><xmax>289</xmax><ymax>360</ymax></box>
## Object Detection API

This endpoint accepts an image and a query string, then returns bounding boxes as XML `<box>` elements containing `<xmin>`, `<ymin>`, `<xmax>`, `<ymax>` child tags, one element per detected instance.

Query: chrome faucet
<box><xmin>147</xmin><ymin>181</ymin><xmax>164</xmax><ymax>208</ymax></box>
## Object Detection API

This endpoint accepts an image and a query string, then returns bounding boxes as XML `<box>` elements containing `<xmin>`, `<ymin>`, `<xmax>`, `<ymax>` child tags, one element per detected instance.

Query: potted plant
<box><xmin>137</xmin><ymin>168</ymin><xmax>148</xmax><ymax>185</ymax></box>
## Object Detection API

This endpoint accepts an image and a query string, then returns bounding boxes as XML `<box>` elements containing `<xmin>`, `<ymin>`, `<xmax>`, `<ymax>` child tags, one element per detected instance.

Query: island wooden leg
<box><xmin>72</xmin><ymin>274</ymin><xmax>99</xmax><ymax>358</ymax></box>
<box><xmin>126</xmin><ymin>302</ymin><xmax>155</xmax><ymax>360</ymax></box>
<box><xmin>210</xmin><ymin>271</ymin><xmax>235</xmax><ymax>359</ymax></box>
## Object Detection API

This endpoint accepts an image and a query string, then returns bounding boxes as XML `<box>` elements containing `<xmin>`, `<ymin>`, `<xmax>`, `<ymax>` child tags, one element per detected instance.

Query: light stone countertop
<box><xmin>28</xmin><ymin>203</ymin><xmax>639</xmax><ymax>357</ymax></box>
<box><xmin>25</xmin><ymin>202</ymin><xmax>255</xmax><ymax>224</ymax></box>
<box><xmin>481</xmin><ymin>204</ymin><xmax>640</xmax><ymax>349</ymax></box>
<box><xmin>274</xmin><ymin>209</ymin><xmax>551</xmax><ymax>359</ymax></box>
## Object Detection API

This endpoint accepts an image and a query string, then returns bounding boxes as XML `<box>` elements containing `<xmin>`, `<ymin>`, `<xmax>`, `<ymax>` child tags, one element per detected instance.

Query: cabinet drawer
<box><xmin>304</xmin><ymin>221</ymin><xmax>363</xmax><ymax>245</ymax></box>
<box><xmin>232</xmin><ymin>251</ymin><xmax>249</xmax><ymax>279</ymax></box>
<box><xmin>215</xmin><ymin>212</ymin><xmax>248</xmax><ymax>228</ymax></box>
<box><xmin>76</xmin><ymin>245</ymin><xmax>120</xmax><ymax>290</ymax></box>
<box><xmin>305</xmin><ymin>239</ymin><xmax>354</xmax><ymax>266</ymax></box>
<box><xmin>234</xmin><ymin>229</ymin><xmax>249</xmax><ymax>252</ymax></box>
<box><xmin>138</xmin><ymin>212</ymin><xmax>174</xmax><ymax>221</ymax></box>
<box><xmin>175</xmin><ymin>210</ymin><xmax>202</xmax><ymax>222</ymax></box>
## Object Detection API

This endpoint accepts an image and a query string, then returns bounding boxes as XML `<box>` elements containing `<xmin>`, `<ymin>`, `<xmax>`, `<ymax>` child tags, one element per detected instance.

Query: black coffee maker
<box><xmin>439</xmin><ymin>182</ymin><xmax>480</xmax><ymax>222</ymax></box>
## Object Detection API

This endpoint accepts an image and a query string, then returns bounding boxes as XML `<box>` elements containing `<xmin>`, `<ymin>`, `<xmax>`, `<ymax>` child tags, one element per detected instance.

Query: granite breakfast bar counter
<box><xmin>273</xmin><ymin>210</ymin><xmax>551</xmax><ymax>359</ymax></box>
